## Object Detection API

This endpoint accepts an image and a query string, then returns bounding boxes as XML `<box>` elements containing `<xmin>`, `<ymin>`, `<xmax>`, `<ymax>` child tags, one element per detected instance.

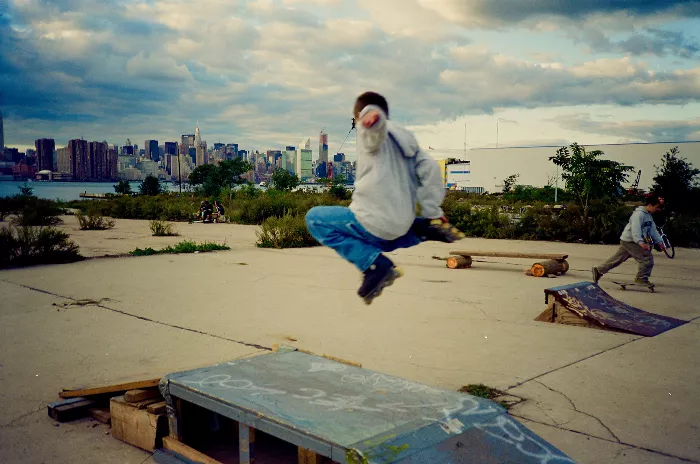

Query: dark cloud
<box><xmin>3</xmin><ymin>0</ymin><xmax>700</xmax><ymax>155</ymax></box>
<box><xmin>467</xmin><ymin>0</ymin><xmax>700</xmax><ymax>23</ymax></box>
<box><xmin>570</xmin><ymin>26</ymin><xmax>700</xmax><ymax>58</ymax></box>
<box><xmin>553</xmin><ymin>114</ymin><xmax>700</xmax><ymax>141</ymax></box>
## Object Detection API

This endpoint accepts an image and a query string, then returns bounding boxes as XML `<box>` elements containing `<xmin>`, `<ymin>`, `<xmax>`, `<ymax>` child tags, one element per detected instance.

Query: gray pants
<box><xmin>597</xmin><ymin>241</ymin><xmax>654</xmax><ymax>282</ymax></box>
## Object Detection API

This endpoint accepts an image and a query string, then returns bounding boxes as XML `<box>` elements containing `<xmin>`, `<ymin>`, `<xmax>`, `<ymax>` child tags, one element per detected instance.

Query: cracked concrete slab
<box><xmin>1</xmin><ymin>227</ymin><xmax>699</xmax><ymax>463</ymax></box>
<box><xmin>518</xmin><ymin>417</ymin><xmax>695</xmax><ymax>464</ymax></box>
<box><xmin>508</xmin><ymin>322</ymin><xmax>700</xmax><ymax>462</ymax></box>
<box><xmin>0</xmin><ymin>280</ymin><xmax>267</xmax><ymax>463</ymax></box>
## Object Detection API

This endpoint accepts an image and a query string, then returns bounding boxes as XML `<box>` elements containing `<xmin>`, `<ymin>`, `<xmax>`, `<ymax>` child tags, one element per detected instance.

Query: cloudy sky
<box><xmin>2</xmin><ymin>0</ymin><xmax>700</xmax><ymax>159</ymax></box>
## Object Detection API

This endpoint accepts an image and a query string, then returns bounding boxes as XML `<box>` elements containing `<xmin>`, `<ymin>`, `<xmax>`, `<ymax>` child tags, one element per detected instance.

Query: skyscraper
<box><xmin>35</xmin><ymin>138</ymin><xmax>56</xmax><ymax>172</ymax></box>
<box><xmin>195</xmin><ymin>123</ymin><xmax>207</xmax><ymax>165</ymax></box>
<box><xmin>145</xmin><ymin>140</ymin><xmax>159</xmax><ymax>161</ymax></box>
<box><xmin>68</xmin><ymin>139</ymin><xmax>88</xmax><ymax>180</ymax></box>
<box><xmin>298</xmin><ymin>138</ymin><xmax>313</xmax><ymax>181</ymax></box>
<box><xmin>319</xmin><ymin>131</ymin><xmax>328</xmax><ymax>164</ymax></box>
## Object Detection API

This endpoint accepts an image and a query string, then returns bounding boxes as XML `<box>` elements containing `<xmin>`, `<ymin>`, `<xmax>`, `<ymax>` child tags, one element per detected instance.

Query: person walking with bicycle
<box><xmin>592</xmin><ymin>194</ymin><xmax>666</xmax><ymax>290</ymax></box>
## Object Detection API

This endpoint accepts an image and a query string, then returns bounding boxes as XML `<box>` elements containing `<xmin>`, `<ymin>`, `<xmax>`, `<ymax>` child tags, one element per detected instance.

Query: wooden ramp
<box><xmin>537</xmin><ymin>282</ymin><xmax>687</xmax><ymax>336</ymax></box>
<box><xmin>156</xmin><ymin>348</ymin><xmax>574</xmax><ymax>464</ymax></box>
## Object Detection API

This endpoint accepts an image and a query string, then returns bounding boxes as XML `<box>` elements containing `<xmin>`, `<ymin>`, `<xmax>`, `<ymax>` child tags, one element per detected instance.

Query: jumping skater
<box><xmin>305</xmin><ymin>91</ymin><xmax>465</xmax><ymax>304</ymax></box>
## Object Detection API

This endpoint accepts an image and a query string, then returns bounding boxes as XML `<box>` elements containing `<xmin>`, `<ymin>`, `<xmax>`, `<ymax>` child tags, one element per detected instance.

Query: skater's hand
<box><xmin>361</xmin><ymin>110</ymin><xmax>380</xmax><ymax>128</ymax></box>
<box><xmin>640</xmin><ymin>243</ymin><xmax>651</xmax><ymax>251</ymax></box>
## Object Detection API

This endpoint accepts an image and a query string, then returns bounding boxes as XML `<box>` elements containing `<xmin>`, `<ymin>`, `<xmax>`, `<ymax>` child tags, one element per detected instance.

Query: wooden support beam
<box><xmin>239</xmin><ymin>424</ymin><xmax>256</xmax><ymax>464</ymax></box>
<box><xmin>147</xmin><ymin>401</ymin><xmax>167</xmax><ymax>415</ymax></box>
<box><xmin>298</xmin><ymin>447</ymin><xmax>320</xmax><ymax>464</ymax></box>
<box><xmin>162</xmin><ymin>436</ymin><xmax>223</xmax><ymax>464</ymax></box>
<box><xmin>47</xmin><ymin>397</ymin><xmax>99</xmax><ymax>422</ymax></box>
<box><xmin>125</xmin><ymin>388</ymin><xmax>160</xmax><ymax>403</ymax></box>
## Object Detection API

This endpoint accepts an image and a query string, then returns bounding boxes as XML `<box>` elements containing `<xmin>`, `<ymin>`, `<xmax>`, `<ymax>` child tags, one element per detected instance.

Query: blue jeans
<box><xmin>305</xmin><ymin>206</ymin><xmax>423</xmax><ymax>272</ymax></box>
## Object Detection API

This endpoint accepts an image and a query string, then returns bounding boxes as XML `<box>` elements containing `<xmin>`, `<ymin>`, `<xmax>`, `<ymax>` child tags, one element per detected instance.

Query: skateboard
<box><xmin>611</xmin><ymin>280</ymin><xmax>655</xmax><ymax>293</ymax></box>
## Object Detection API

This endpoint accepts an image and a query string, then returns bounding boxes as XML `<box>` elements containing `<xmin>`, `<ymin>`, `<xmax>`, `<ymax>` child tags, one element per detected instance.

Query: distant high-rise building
<box><xmin>0</xmin><ymin>106</ymin><xmax>4</xmax><ymax>149</ymax></box>
<box><xmin>35</xmin><ymin>138</ymin><xmax>56</xmax><ymax>172</ymax></box>
<box><xmin>145</xmin><ymin>140</ymin><xmax>159</xmax><ymax>161</ymax></box>
<box><xmin>57</xmin><ymin>147</ymin><xmax>70</xmax><ymax>174</ymax></box>
<box><xmin>164</xmin><ymin>142</ymin><xmax>178</xmax><ymax>156</ymax></box>
<box><xmin>298</xmin><ymin>139</ymin><xmax>313</xmax><ymax>181</ymax></box>
<box><xmin>334</xmin><ymin>153</ymin><xmax>345</xmax><ymax>163</ymax></box>
<box><xmin>68</xmin><ymin>139</ymin><xmax>89</xmax><ymax>180</ymax></box>
<box><xmin>88</xmin><ymin>141</ymin><xmax>109</xmax><ymax>180</ymax></box>
<box><xmin>319</xmin><ymin>132</ymin><xmax>328</xmax><ymax>164</ymax></box>
<box><xmin>195</xmin><ymin>124</ymin><xmax>207</xmax><ymax>165</ymax></box>
<box><xmin>213</xmin><ymin>143</ymin><xmax>225</xmax><ymax>151</ymax></box>
<box><xmin>283</xmin><ymin>146</ymin><xmax>296</xmax><ymax>174</ymax></box>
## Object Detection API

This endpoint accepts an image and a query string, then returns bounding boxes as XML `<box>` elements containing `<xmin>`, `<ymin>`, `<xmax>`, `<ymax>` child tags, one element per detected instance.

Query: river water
<box><xmin>0</xmin><ymin>181</ymin><xmax>182</xmax><ymax>201</ymax></box>
<box><xmin>0</xmin><ymin>180</ymin><xmax>342</xmax><ymax>201</ymax></box>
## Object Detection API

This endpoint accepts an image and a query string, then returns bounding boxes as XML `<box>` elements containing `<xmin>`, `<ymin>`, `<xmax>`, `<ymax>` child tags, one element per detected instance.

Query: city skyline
<box><xmin>2</xmin><ymin>0</ymin><xmax>699</xmax><ymax>164</ymax></box>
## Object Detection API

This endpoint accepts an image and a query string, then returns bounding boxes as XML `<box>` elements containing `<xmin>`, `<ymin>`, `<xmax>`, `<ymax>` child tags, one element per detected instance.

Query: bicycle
<box><xmin>655</xmin><ymin>216</ymin><xmax>675</xmax><ymax>259</ymax></box>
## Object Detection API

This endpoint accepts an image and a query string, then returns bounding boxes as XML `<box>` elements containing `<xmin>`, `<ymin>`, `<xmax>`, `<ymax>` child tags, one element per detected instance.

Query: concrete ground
<box><xmin>0</xmin><ymin>216</ymin><xmax>698</xmax><ymax>464</ymax></box>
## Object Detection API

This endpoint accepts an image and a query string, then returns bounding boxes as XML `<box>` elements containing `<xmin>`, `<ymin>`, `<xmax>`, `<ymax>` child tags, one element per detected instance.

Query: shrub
<box><xmin>11</xmin><ymin>198</ymin><xmax>64</xmax><ymax>227</ymax></box>
<box><xmin>256</xmin><ymin>214</ymin><xmax>318</xmax><ymax>249</ymax></box>
<box><xmin>149</xmin><ymin>220</ymin><xmax>179</xmax><ymax>236</ymax></box>
<box><xmin>1</xmin><ymin>225</ymin><xmax>82</xmax><ymax>269</ymax></box>
<box><xmin>76</xmin><ymin>210</ymin><xmax>115</xmax><ymax>230</ymax></box>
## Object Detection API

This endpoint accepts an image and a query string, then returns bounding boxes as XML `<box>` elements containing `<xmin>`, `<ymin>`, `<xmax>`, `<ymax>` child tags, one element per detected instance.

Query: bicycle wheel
<box><xmin>662</xmin><ymin>235</ymin><xmax>675</xmax><ymax>259</ymax></box>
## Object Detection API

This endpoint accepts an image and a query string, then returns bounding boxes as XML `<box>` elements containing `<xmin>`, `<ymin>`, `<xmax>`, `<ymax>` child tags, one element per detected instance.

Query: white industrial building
<box><xmin>428</xmin><ymin>141</ymin><xmax>700</xmax><ymax>193</ymax></box>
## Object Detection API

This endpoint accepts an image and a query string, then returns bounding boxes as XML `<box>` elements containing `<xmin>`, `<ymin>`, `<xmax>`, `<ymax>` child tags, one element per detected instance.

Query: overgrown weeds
<box><xmin>1</xmin><ymin>225</ymin><xmax>82</xmax><ymax>269</ymax></box>
<box><xmin>149</xmin><ymin>220</ymin><xmax>179</xmax><ymax>236</ymax></box>
<box><xmin>256</xmin><ymin>214</ymin><xmax>318</xmax><ymax>249</ymax></box>
<box><xmin>130</xmin><ymin>240</ymin><xmax>230</xmax><ymax>256</ymax></box>
<box><xmin>76</xmin><ymin>210</ymin><xmax>115</xmax><ymax>230</ymax></box>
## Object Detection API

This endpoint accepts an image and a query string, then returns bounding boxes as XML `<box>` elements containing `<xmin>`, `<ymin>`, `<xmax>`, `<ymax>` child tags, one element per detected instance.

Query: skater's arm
<box><xmin>650</xmin><ymin>220</ymin><xmax>663</xmax><ymax>244</ymax></box>
<box><xmin>357</xmin><ymin>105</ymin><xmax>388</xmax><ymax>154</ymax></box>
<box><xmin>415</xmin><ymin>149</ymin><xmax>445</xmax><ymax>219</ymax></box>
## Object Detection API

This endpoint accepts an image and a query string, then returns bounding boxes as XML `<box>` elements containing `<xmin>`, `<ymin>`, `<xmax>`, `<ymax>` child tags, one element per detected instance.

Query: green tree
<box><xmin>550</xmin><ymin>143</ymin><xmax>633</xmax><ymax>219</ymax></box>
<box><xmin>188</xmin><ymin>164</ymin><xmax>217</xmax><ymax>186</ymax></box>
<box><xmin>139</xmin><ymin>175</ymin><xmax>164</xmax><ymax>196</ymax></box>
<box><xmin>652</xmin><ymin>146</ymin><xmax>700</xmax><ymax>212</ymax></box>
<box><xmin>502</xmin><ymin>174</ymin><xmax>520</xmax><ymax>193</ymax></box>
<box><xmin>113</xmin><ymin>180</ymin><xmax>133</xmax><ymax>195</ymax></box>
<box><xmin>188</xmin><ymin>159</ymin><xmax>252</xmax><ymax>197</ymax></box>
<box><xmin>269</xmin><ymin>168</ymin><xmax>301</xmax><ymax>191</ymax></box>
<box><xmin>319</xmin><ymin>175</ymin><xmax>350</xmax><ymax>200</ymax></box>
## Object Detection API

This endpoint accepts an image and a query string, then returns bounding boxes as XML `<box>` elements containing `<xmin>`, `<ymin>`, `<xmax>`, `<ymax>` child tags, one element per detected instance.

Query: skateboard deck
<box><xmin>611</xmin><ymin>280</ymin><xmax>656</xmax><ymax>293</ymax></box>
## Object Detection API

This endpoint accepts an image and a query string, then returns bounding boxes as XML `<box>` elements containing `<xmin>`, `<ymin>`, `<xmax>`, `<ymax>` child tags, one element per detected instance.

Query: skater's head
<box><xmin>354</xmin><ymin>92</ymin><xmax>389</xmax><ymax>120</ymax></box>
<box><xmin>644</xmin><ymin>193</ymin><xmax>663</xmax><ymax>213</ymax></box>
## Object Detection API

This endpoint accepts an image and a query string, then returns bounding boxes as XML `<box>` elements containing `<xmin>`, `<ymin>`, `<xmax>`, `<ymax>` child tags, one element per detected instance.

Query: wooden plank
<box><xmin>125</xmin><ymin>388</ymin><xmax>161</xmax><ymax>403</ymax></box>
<box><xmin>110</xmin><ymin>395</ymin><xmax>167</xmax><ymax>452</ymax></box>
<box><xmin>130</xmin><ymin>397</ymin><xmax>163</xmax><ymax>410</ymax></box>
<box><xmin>147</xmin><ymin>401</ymin><xmax>168</xmax><ymax>415</ymax></box>
<box><xmin>90</xmin><ymin>407</ymin><xmax>111</xmax><ymax>424</ymax></box>
<box><xmin>59</xmin><ymin>378</ymin><xmax>161</xmax><ymax>399</ymax></box>
<box><xmin>298</xmin><ymin>447</ymin><xmax>320</xmax><ymax>464</ymax></box>
<box><xmin>162</xmin><ymin>436</ymin><xmax>223</xmax><ymax>464</ymax></box>
<box><xmin>47</xmin><ymin>397</ymin><xmax>99</xmax><ymax>422</ymax></box>
<box><xmin>449</xmin><ymin>251</ymin><xmax>568</xmax><ymax>260</ymax></box>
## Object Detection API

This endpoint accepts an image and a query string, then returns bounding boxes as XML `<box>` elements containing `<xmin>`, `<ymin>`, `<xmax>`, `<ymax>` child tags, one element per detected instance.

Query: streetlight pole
<box><xmin>554</xmin><ymin>164</ymin><xmax>558</xmax><ymax>203</ymax></box>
